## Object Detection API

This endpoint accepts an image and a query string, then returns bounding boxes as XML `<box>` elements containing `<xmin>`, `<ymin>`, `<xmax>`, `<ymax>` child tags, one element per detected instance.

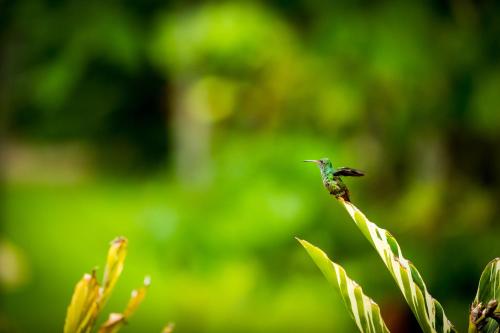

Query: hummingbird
<box><xmin>304</xmin><ymin>158</ymin><xmax>364</xmax><ymax>202</ymax></box>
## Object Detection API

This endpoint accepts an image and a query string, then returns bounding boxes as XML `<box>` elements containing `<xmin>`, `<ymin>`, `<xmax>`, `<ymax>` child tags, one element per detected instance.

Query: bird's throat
<box><xmin>320</xmin><ymin>166</ymin><xmax>334</xmax><ymax>182</ymax></box>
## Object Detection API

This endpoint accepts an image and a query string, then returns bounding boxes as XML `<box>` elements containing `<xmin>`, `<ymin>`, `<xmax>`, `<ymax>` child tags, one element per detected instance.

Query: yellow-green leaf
<box><xmin>97</xmin><ymin>276</ymin><xmax>151</xmax><ymax>333</ymax></box>
<box><xmin>64</xmin><ymin>271</ymin><xmax>100</xmax><ymax>333</ymax></box>
<box><xmin>298</xmin><ymin>238</ymin><xmax>390</xmax><ymax>333</ymax></box>
<box><xmin>100</xmin><ymin>237</ymin><xmax>128</xmax><ymax>306</ymax></box>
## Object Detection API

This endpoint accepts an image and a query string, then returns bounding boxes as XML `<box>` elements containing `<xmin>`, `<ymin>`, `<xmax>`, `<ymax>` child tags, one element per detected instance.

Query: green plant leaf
<box><xmin>469</xmin><ymin>258</ymin><xmax>500</xmax><ymax>333</ymax></box>
<box><xmin>298</xmin><ymin>238</ymin><xmax>390</xmax><ymax>333</ymax></box>
<box><xmin>340</xmin><ymin>200</ymin><xmax>457</xmax><ymax>333</ymax></box>
<box><xmin>474</xmin><ymin>258</ymin><xmax>500</xmax><ymax>308</ymax></box>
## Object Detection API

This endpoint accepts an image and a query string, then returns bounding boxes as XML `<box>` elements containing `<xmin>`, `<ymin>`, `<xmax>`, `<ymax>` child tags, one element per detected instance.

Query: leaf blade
<box><xmin>475</xmin><ymin>258</ymin><xmax>500</xmax><ymax>305</ymax></box>
<box><xmin>298</xmin><ymin>238</ymin><xmax>390</xmax><ymax>333</ymax></box>
<box><xmin>341</xmin><ymin>200</ymin><xmax>456</xmax><ymax>333</ymax></box>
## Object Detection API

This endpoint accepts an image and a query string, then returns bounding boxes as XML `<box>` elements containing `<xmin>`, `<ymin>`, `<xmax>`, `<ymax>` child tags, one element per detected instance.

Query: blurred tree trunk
<box><xmin>171</xmin><ymin>76</ymin><xmax>213</xmax><ymax>186</ymax></box>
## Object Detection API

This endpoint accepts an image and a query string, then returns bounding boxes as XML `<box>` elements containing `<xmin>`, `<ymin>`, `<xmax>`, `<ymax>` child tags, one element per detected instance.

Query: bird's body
<box><xmin>323</xmin><ymin>174</ymin><xmax>350</xmax><ymax>201</ymax></box>
<box><xmin>304</xmin><ymin>158</ymin><xmax>364</xmax><ymax>202</ymax></box>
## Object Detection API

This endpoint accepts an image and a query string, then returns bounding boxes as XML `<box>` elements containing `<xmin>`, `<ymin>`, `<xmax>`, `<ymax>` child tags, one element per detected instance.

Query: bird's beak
<box><xmin>303</xmin><ymin>159</ymin><xmax>320</xmax><ymax>164</ymax></box>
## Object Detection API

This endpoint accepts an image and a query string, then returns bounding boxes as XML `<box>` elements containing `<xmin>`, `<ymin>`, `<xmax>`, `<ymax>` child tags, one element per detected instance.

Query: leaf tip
<box><xmin>295</xmin><ymin>237</ymin><xmax>311</xmax><ymax>248</ymax></box>
<box><xmin>111</xmin><ymin>236</ymin><xmax>128</xmax><ymax>245</ymax></box>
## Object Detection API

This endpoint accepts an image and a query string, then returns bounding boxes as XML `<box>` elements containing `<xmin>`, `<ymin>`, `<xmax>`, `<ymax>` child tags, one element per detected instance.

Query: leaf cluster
<box><xmin>300</xmin><ymin>199</ymin><xmax>499</xmax><ymax>333</ymax></box>
<box><xmin>63</xmin><ymin>237</ymin><xmax>156</xmax><ymax>333</ymax></box>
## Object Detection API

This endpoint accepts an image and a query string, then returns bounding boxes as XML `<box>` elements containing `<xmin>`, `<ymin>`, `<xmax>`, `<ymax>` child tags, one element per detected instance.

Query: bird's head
<box><xmin>304</xmin><ymin>158</ymin><xmax>333</xmax><ymax>174</ymax></box>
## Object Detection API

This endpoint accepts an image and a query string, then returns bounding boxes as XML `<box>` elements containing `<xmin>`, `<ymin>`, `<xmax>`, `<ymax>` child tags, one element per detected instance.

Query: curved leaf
<box><xmin>474</xmin><ymin>258</ymin><xmax>500</xmax><ymax>306</ymax></box>
<box><xmin>298</xmin><ymin>238</ymin><xmax>390</xmax><ymax>333</ymax></box>
<box><xmin>341</xmin><ymin>200</ymin><xmax>457</xmax><ymax>333</ymax></box>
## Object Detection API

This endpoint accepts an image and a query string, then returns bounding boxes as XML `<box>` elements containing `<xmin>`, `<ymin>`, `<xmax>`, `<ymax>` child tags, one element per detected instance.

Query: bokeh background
<box><xmin>1</xmin><ymin>0</ymin><xmax>499</xmax><ymax>332</ymax></box>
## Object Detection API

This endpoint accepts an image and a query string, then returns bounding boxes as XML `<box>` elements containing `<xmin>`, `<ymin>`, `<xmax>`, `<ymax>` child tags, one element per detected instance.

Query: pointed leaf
<box><xmin>298</xmin><ymin>238</ymin><xmax>390</xmax><ymax>333</ymax></box>
<box><xmin>341</xmin><ymin>200</ymin><xmax>456</xmax><ymax>333</ymax></box>
<box><xmin>475</xmin><ymin>258</ymin><xmax>500</xmax><ymax>307</ymax></box>
<box><xmin>100</xmin><ymin>237</ymin><xmax>128</xmax><ymax>307</ymax></box>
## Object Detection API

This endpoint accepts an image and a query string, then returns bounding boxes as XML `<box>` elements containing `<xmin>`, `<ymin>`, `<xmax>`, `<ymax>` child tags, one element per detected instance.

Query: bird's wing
<box><xmin>333</xmin><ymin>167</ymin><xmax>364</xmax><ymax>177</ymax></box>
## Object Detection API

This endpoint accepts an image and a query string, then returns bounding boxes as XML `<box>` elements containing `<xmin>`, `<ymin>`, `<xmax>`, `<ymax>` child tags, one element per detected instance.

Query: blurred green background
<box><xmin>1</xmin><ymin>0</ymin><xmax>499</xmax><ymax>332</ymax></box>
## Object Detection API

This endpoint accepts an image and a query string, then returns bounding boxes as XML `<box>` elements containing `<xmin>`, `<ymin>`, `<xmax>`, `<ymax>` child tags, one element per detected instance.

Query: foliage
<box><xmin>2</xmin><ymin>0</ymin><xmax>500</xmax><ymax>332</ymax></box>
<box><xmin>300</xmin><ymin>196</ymin><xmax>499</xmax><ymax>333</ymax></box>
<box><xmin>469</xmin><ymin>258</ymin><xmax>500</xmax><ymax>333</ymax></box>
<box><xmin>64</xmin><ymin>237</ymin><xmax>152</xmax><ymax>333</ymax></box>
<box><xmin>298</xmin><ymin>238</ymin><xmax>389</xmax><ymax>333</ymax></box>
<box><xmin>341</xmin><ymin>200</ymin><xmax>456</xmax><ymax>332</ymax></box>
<box><xmin>299</xmin><ymin>198</ymin><xmax>455</xmax><ymax>332</ymax></box>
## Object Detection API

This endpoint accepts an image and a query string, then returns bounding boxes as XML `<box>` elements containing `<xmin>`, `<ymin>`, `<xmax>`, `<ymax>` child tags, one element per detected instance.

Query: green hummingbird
<box><xmin>304</xmin><ymin>158</ymin><xmax>364</xmax><ymax>202</ymax></box>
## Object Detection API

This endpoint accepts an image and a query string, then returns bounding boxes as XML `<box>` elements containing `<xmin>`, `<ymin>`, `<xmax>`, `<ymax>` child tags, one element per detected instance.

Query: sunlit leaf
<box><xmin>123</xmin><ymin>276</ymin><xmax>151</xmax><ymax>319</ymax></box>
<box><xmin>469</xmin><ymin>258</ymin><xmax>500</xmax><ymax>333</ymax></box>
<box><xmin>100</xmin><ymin>237</ymin><xmax>128</xmax><ymax>306</ymax></box>
<box><xmin>64</xmin><ymin>237</ymin><xmax>131</xmax><ymax>333</ymax></box>
<box><xmin>64</xmin><ymin>270</ymin><xmax>99</xmax><ymax>333</ymax></box>
<box><xmin>340</xmin><ymin>200</ymin><xmax>457</xmax><ymax>333</ymax></box>
<box><xmin>97</xmin><ymin>276</ymin><xmax>151</xmax><ymax>333</ymax></box>
<box><xmin>298</xmin><ymin>238</ymin><xmax>390</xmax><ymax>333</ymax></box>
